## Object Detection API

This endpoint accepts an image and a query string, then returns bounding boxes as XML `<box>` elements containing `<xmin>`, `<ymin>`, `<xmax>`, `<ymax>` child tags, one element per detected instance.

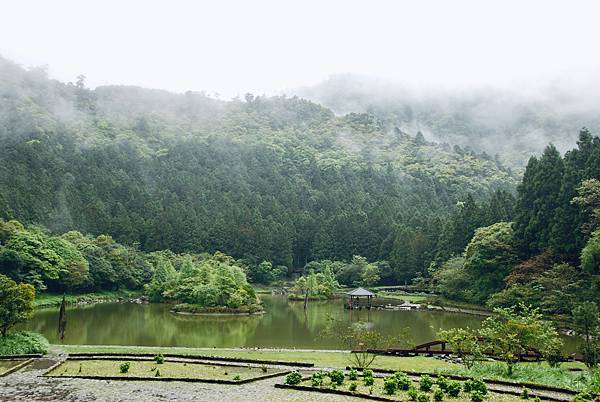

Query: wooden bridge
<box><xmin>354</xmin><ymin>339</ymin><xmax>581</xmax><ymax>362</ymax></box>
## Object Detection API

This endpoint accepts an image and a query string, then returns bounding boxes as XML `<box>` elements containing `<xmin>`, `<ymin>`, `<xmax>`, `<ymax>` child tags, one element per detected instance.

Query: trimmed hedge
<box><xmin>0</xmin><ymin>332</ymin><xmax>49</xmax><ymax>356</ymax></box>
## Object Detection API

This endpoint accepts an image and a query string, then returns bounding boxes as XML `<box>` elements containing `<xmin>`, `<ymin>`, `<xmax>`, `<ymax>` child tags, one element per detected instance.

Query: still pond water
<box><xmin>21</xmin><ymin>295</ymin><xmax>578</xmax><ymax>351</ymax></box>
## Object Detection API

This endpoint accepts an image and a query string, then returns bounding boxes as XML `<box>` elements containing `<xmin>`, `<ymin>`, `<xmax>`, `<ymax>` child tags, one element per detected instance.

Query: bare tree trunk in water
<box><xmin>304</xmin><ymin>289</ymin><xmax>308</xmax><ymax>310</ymax></box>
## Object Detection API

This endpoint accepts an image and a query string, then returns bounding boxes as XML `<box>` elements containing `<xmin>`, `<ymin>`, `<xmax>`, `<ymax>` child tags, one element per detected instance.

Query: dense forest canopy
<box><xmin>0</xmin><ymin>56</ymin><xmax>517</xmax><ymax>281</ymax></box>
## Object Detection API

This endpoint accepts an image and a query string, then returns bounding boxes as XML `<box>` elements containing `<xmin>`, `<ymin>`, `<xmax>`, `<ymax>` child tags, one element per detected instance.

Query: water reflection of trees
<box><xmin>19</xmin><ymin>298</ymin><xmax>488</xmax><ymax>349</ymax></box>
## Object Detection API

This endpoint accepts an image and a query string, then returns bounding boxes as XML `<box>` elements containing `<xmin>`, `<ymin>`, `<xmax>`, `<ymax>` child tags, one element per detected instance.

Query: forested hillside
<box><xmin>0</xmin><ymin>56</ymin><xmax>517</xmax><ymax>282</ymax></box>
<box><xmin>431</xmin><ymin>130</ymin><xmax>600</xmax><ymax>317</ymax></box>
<box><xmin>295</xmin><ymin>75</ymin><xmax>600</xmax><ymax>167</ymax></box>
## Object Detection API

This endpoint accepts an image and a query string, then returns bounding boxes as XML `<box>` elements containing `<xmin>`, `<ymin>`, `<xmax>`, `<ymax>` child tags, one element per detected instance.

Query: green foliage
<box><xmin>394</xmin><ymin>371</ymin><xmax>411</xmax><ymax>390</ymax></box>
<box><xmin>470</xmin><ymin>391</ymin><xmax>485</xmax><ymax>402</ymax></box>
<box><xmin>0</xmin><ymin>58</ymin><xmax>519</xmax><ymax>291</ymax></box>
<box><xmin>153</xmin><ymin>354</ymin><xmax>164</xmax><ymax>364</ymax></box>
<box><xmin>573</xmin><ymin>301</ymin><xmax>600</xmax><ymax>369</ymax></box>
<box><xmin>349</xmin><ymin>382</ymin><xmax>357</xmax><ymax>391</ymax></box>
<box><xmin>348</xmin><ymin>368</ymin><xmax>358</xmax><ymax>380</ymax></box>
<box><xmin>573</xmin><ymin>392</ymin><xmax>594</xmax><ymax>402</ymax></box>
<box><xmin>119</xmin><ymin>362</ymin><xmax>130</xmax><ymax>373</ymax></box>
<box><xmin>0</xmin><ymin>274</ymin><xmax>34</xmax><ymax>336</ymax></box>
<box><xmin>417</xmin><ymin>391</ymin><xmax>431</xmax><ymax>402</ymax></box>
<box><xmin>408</xmin><ymin>386</ymin><xmax>419</xmax><ymax>401</ymax></box>
<box><xmin>383</xmin><ymin>375</ymin><xmax>398</xmax><ymax>394</ymax></box>
<box><xmin>321</xmin><ymin>317</ymin><xmax>409</xmax><ymax>368</ymax></box>
<box><xmin>436</xmin><ymin>375</ymin><xmax>449</xmax><ymax>391</ymax></box>
<box><xmin>433</xmin><ymin>389</ymin><xmax>444</xmax><ymax>402</ymax></box>
<box><xmin>0</xmin><ymin>331</ymin><xmax>49</xmax><ymax>355</ymax></box>
<box><xmin>437</xmin><ymin>327</ymin><xmax>481</xmax><ymax>369</ymax></box>
<box><xmin>479</xmin><ymin>305</ymin><xmax>563</xmax><ymax>375</ymax></box>
<box><xmin>311</xmin><ymin>370</ymin><xmax>326</xmax><ymax>386</ymax></box>
<box><xmin>285</xmin><ymin>371</ymin><xmax>302</xmax><ymax>385</ymax></box>
<box><xmin>582</xmin><ymin>230</ymin><xmax>600</xmax><ymax>275</ymax></box>
<box><xmin>151</xmin><ymin>252</ymin><xmax>259</xmax><ymax>310</ymax></box>
<box><xmin>291</xmin><ymin>268</ymin><xmax>339</xmax><ymax>299</ymax></box>
<box><xmin>363</xmin><ymin>371</ymin><xmax>374</xmax><ymax>386</ymax></box>
<box><xmin>520</xmin><ymin>387</ymin><xmax>529</xmax><ymax>399</ymax></box>
<box><xmin>419</xmin><ymin>374</ymin><xmax>433</xmax><ymax>391</ymax></box>
<box><xmin>463</xmin><ymin>379</ymin><xmax>487</xmax><ymax>395</ymax></box>
<box><xmin>446</xmin><ymin>380</ymin><xmax>462</xmax><ymax>397</ymax></box>
<box><xmin>328</xmin><ymin>369</ymin><xmax>345</xmax><ymax>385</ymax></box>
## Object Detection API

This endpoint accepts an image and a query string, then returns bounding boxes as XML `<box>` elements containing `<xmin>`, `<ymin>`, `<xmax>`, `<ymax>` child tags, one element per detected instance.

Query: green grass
<box><xmin>437</xmin><ymin>361</ymin><xmax>592</xmax><ymax>391</ymax></box>
<box><xmin>378</xmin><ymin>292</ymin><xmax>429</xmax><ymax>303</ymax></box>
<box><xmin>48</xmin><ymin>359</ymin><xmax>285</xmax><ymax>381</ymax></box>
<box><xmin>297</xmin><ymin>375</ymin><xmax>521</xmax><ymax>401</ymax></box>
<box><xmin>0</xmin><ymin>360</ymin><xmax>23</xmax><ymax>376</ymax></box>
<box><xmin>34</xmin><ymin>290</ymin><xmax>143</xmax><ymax>308</ymax></box>
<box><xmin>57</xmin><ymin>345</ymin><xmax>453</xmax><ymax>372</ymax></box>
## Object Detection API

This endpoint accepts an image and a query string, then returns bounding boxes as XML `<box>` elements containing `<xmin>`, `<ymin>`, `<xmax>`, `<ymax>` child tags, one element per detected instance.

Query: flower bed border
<box><xmin>45</xmin><ymin>360</ymin><xmax>290</xmax><ymax>384</ymax></box>
<box><xmin>67</xmin><ymin>352</ymin><xmax>314</xmax><ymax>367</ymax></box>
<box><xmin>274</xmin><ymin>383</ymin><xmax>393</xmax><ymax>401</ymax></box>
<box><xmin>0</xmin><ymin>354</ymin><xmax>43</xmax><ymax>359</ymax></box>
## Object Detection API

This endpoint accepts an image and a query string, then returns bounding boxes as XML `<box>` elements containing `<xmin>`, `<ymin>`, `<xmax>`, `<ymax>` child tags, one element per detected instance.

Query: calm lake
<box><xmin>21</xmin><ymin>295</ymin><xmax>579</xmax><ymax>351</ymax></box>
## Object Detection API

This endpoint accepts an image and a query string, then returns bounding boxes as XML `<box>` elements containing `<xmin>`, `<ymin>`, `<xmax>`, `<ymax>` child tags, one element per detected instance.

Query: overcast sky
<box><xmin>2</xmin><ymin>0</ymin><xmax>600</xmax><ymax>97</ymax></box>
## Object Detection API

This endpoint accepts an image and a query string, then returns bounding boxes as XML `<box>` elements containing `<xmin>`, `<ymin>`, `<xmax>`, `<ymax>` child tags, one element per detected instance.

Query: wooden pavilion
<box><xmin>346</xmin><ymin>287</ymin><xmax>375</xmax><ymax>309</ymax></box>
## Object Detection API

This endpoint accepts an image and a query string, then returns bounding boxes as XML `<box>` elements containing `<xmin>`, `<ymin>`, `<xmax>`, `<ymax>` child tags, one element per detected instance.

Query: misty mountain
<box><xmin>293</xmin><ymin>74</ymin><xmax>600</xmax><ymax>167</ymax></box>
<box><xmin>0</xmin><ymin>56</ymin><xmax>516</xmax><ymax>278</ymax></box>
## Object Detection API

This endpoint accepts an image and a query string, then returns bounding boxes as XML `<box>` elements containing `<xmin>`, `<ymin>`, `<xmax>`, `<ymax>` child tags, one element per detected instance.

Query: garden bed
<box><xmin>279</xmin><ymin>372</ymin><xmax>524</xmax><ymax>402</ymax></box>
<box><xmin>0</xmin><ymin>359</ymin><xmax>33</xmax><ymax>377</ymax></box>
<box><xmin>46</xmin><ymin>359</ymin><xmax>289</xmax><ymax>384</ymax></box>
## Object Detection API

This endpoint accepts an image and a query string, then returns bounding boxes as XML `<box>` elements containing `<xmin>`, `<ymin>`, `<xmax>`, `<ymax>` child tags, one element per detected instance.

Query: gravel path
<box><xmin>0</xmin><ymin>356</ymin><xmax>361</xmax><ymax>401</ymax></box>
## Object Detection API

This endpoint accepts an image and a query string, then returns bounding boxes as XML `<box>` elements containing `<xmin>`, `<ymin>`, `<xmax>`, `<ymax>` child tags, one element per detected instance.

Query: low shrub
<box><xmin>436</xmin><ymin>375</ymin><xmax>449</xmax><ymax>392</ymax></box>
<box><xmin>420</xmin><ymin>374</ymin><xmax>433</xmax><ymax>391</ymax></box>
<box><xmin>433</xmin><ymin>389</ymin><xmax>444</xmax><ymax>402</ymax></box>
<box><xmin>573</xmin><ymin>392</ymin><xmax>593</xmax><ymax>402</ymax></box>
<box><xmin>154</xmin><ymin>368</ymin><xmax>161</xmax><ymax>377</ymax></box>
<box><xmin>363</xmin><ymin>375</ymin><xmax>374</xmax><ymax>386</ymax></box>
<box><xmin>154</xmin><ymin>354</ymin><xmax>164</xmax><ymax>364</ymax></box>
<box><xmin>417</xmin><ymin>391</ymin><xmax>431</xmax><ymax>402</ymax></box>
<box><xmin>285</xmin><ymin>371</ymin><xmax>302</xmax><ymax>385</ymax></box>
<box><xmin>470</xmin><ymin>391</ymin><xmax>485</xmax><ymax>402</ymax></box>
<box><xmin>408</xmin><ymin>386</ymin><xmax>419</xmax><ymax>401</ymax></box>
<box><xmin>383</xmin><ymin>376</ymin><xmax>398</xmax><ymax>395</ymax></box>
<box><xmin>348</xmin><ymin>368</ymin><xmax>358</xmax><ymax>381</ymax></box>
<box><xmin>0</xmin><ymin>331</ymin><xmax>49</xmax><ymax>355</ymax></box>
<box><xmin>521</xmin><ymin>387</ymin><xmax>529</xmax><ymax>399</ymax></box>
<box><xmin>446</xmin><ymin>380</ymin><xmax>461</xmax><ymax>397</ymax></box>
<box><xmin>120</xmin><ymin>362</ymin><xmax>130</xmax><ymax>373</ymax></box>
<box><xmin>233</xmin><ymin>375</ymin><xmax>240</xmax><ymax>381</ymax></box>
<box><xmin>363</xmin><ymin>368</ymin><xmax>373</xmax><ymax>377</ymax></box>
<box><xmin>395</xmin><ymin>371</ymin><xmax>411</xmax><ymax>390</ymax></box>
<box><xmin>329</xmin><ymin>369</ymin><xmax>345</xmax><ymax>385</ymax></box>
<box><xmin>349</xmin><ymin>382</ymin><xmax>357</xmax><ymax>391</ymax></box>
<box><xmin>463</xmin><ymin>379</ymin><xmax>487</xmax><ymax>395</ymax></box>
<box><xmin>311</xmin><ymin>371</ymin><xmax>326</xmax><ymax>386</ymax></box>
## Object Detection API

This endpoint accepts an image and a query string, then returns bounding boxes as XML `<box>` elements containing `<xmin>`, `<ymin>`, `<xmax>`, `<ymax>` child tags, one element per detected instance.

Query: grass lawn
<box><xmin>377</xmin><ymin>292</ymin><xmax>429</xmax><ymax>303</ymax></box>
<box><xmin>295</xmin><ymin>375</ymin><xmax>522</xmax><ymax>401</ymax></box>
<box><xmin>437</xmin><ymin>361</ymin><xmax>593</xmax><ymax>391</ymax></box>
<box><xmin>0</xmin><ymin>360</ymin><xmax>24</xmax><ymax>376</ymax></box>
<box><xmin>57</xmin><ymin>345</ymin><xmax>453</xmax><ymax>372</ymax></box>
<box><xmin>47</xmin><ymin>359</ymin><xmax>285</xmax><ymax>381</ymax></box>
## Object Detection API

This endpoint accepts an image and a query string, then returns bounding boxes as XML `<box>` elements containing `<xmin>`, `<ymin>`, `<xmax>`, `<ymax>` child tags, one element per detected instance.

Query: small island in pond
<box><xmin>145</xmin><ymin>251</ymin><xmax>263</xmax><ymax>315</ymax></box>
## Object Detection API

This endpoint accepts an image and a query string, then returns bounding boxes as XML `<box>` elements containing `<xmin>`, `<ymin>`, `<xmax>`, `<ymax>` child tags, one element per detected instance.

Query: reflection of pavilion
<box><xmin>345</xmin><ymin>287</ymin><xmax>375</xmax><ymax>309</ymax></box>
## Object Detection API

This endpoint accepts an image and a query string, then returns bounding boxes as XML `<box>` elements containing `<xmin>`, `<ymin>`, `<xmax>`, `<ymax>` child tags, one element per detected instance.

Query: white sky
<box><xmin>1</xmin><ymin>0</ymin><xmax>600</xmax><ymax>98</ymax></box>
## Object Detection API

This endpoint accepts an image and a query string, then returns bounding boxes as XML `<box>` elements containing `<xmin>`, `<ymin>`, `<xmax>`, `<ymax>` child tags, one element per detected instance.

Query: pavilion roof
<box><xmin>347</xmin><ymin>287</ymin><xmax>375</xmax><ymax>297</ymax></box>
